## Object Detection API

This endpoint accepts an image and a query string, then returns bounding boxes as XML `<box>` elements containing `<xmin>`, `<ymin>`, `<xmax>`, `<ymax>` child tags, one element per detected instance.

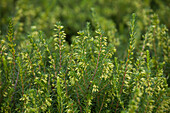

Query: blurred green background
<box><xmin>1</xmin><ymin>0</ymin><xmax>169</xmax><ymax>36</ymax></box>
<box><xmin>0</xmin><ymin>0</ymin><xmax>169</xmax><ymax>58</ymax></box>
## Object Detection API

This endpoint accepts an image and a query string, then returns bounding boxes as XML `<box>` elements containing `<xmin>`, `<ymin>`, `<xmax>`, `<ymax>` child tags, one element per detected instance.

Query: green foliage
<box><xmin>0</xmin><ymin>12</ymin><xmax>169</xmax><ymax>112</ymax></box>
<box><xmin>0</xmin><ymin>0</ymin><xmax>169</xmax><ymax>112</ymax></box>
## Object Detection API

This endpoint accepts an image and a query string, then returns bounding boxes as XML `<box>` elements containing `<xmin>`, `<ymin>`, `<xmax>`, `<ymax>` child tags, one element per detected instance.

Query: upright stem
<box><xmin>76</xmin><ymin>87</ymin><xmax>82</xmax><ymax>113</ymax></box>
<box><xmin>99</xmin><ymin>93</ymin><xmax>106</xmax><ymax>113</ymax></box>
<box><xmin>87</xmin><ymin>38</ymin><xmax>102</xmax><ymax>90</ymax></box>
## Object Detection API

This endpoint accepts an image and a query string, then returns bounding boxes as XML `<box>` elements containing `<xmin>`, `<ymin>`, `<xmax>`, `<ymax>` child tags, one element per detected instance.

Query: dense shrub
<box><xmin>0</xmin><ymin>13</ymin><xmax>170</xmax><ymax>112</ymax></box>
<box><xmin>0</xmin><ymin>0</ymin><xmax>169</xmax><ymax>112</ymax></box>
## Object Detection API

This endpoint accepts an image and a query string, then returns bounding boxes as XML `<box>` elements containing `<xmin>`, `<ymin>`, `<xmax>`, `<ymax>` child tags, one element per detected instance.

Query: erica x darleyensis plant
<box><xmin>0</xmin><ymin>14</ymin><xmax>169</xmax><ymax>113</ymax></box>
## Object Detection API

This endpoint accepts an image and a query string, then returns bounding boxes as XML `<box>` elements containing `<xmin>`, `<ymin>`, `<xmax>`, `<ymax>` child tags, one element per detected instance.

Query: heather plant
<box><xmin>0</xmin><ymin>13</ymin><xmax>169</xmax><ymax>113</ymax></box>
